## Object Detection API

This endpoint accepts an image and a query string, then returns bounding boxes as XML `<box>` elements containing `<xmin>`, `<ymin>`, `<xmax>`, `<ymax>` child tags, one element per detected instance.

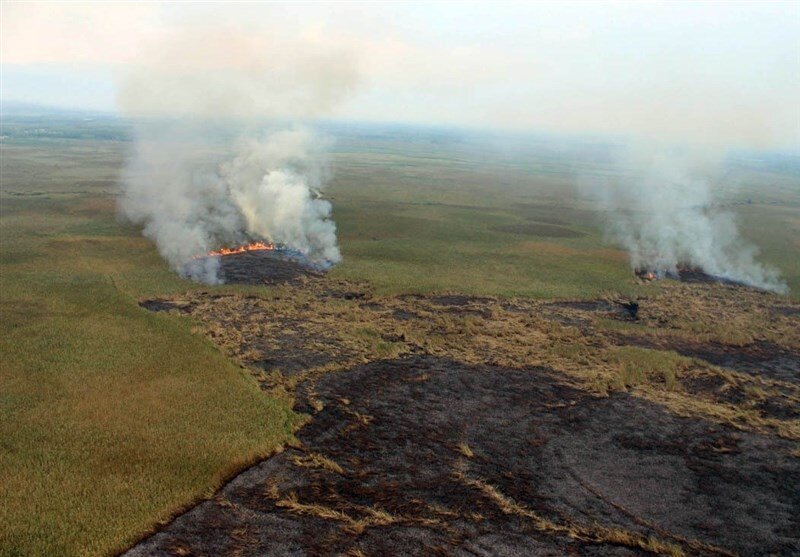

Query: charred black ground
<box><xmin>635</xmin><ymin>267</ymin><xmax>751</xmax><ymax>288</ymax></box>
<box><xmin>192</xmin><ymin>250</ymin><xmax>323</xmax><ymax>286</ymax></box>
<box><xmin>129</xmin><ymin>277</ymin><xmax>800</xmax><ymax>556</ymax></box>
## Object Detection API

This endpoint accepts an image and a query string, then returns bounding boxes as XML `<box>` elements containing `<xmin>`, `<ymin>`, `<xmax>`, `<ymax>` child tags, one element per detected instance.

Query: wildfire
<box><xmin>635</xmin><ymin>266</ymin><xmax>694</xmax><ymax>281</ymax></box>
<box><xmin>204</xmin><ymin>241</ymin><xmax>275</xmax><ymax>257</ymax></box>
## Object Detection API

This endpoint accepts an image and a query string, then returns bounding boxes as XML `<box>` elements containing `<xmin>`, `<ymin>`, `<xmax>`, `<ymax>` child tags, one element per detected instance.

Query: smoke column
<box><xmin>116</xmin><ymin>30</ymin><xmax>357</xmax><ymax>283</ymax></box>
<box><xmin>585</xmin><ymin>147</ymin><xmax>788</xmax><ymax>294</ymax></box>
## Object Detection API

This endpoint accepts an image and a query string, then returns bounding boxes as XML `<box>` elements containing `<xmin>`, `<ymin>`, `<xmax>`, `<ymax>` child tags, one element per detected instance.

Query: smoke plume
<box><xmin>116</xmin><ymin>29</ymin><xmax>356</xmax><ymax>283</ymax></box>
<box><xmin>585</xmin><ymin>147</ymin><xmax>788</xmax><ymax>294</ymax></box>
<box><xmin>121</xmin><ymin>127</ymin><xmax>340</xmax><ymax>283</ymax></box>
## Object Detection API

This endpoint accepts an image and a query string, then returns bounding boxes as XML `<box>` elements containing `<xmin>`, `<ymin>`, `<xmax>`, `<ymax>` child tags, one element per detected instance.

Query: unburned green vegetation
<box><xmin>0</xmin><ymin>143</ymin><xmax>300</xmax><ymax>556</ymax></box>
<box><xmin>325</xmin><ymin>130</ymin><xmax>800</xmax><ymax>299</ymax></box>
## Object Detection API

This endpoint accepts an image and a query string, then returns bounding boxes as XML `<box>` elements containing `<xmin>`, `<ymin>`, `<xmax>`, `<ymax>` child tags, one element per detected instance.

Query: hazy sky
<box><xmin>2</xmin><ymin>1</ymin><xmax>799</xmax><ymax>149</ymax></box>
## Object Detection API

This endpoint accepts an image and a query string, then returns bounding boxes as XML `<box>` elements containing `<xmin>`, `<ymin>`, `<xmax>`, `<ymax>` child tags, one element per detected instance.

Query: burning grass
<box><xmin>202</xmin><ymin>241</ymin><xmax>274</xmax><ymax>257</ymax></box>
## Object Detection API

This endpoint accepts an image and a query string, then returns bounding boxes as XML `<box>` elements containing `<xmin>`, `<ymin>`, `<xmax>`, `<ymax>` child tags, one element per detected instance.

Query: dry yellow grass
<box><xmin>289</xmin><ymin>452</ymin><xmax>346</xmax><ymax>475</ymax></box>
<box><xmin>457</xmin><ymin>443</ymin><xmax>475</xmax><ymax>458</ymax></box>
<box><xmin>276</xmin><ymin>492</ymin><xmax>356</xmax><ymax>524</ymax></box>
<box><xmin>275</xmin><ymin>492</ymin><xmax>438</xmax><ymax>535</ymax></box>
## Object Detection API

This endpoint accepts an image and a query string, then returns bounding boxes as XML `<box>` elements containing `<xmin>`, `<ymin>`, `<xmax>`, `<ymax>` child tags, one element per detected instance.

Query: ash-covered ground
<box><xmin>130</xmin><ymin>258</ymin><xmax>800</xmax><ymax>557</ymax></box>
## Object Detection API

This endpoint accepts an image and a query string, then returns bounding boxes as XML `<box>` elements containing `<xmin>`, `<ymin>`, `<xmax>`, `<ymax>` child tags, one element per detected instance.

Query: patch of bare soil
<box><xmin>130</xmin><ymin>279</ymin><xmax>799</xmax><ymax>556</ymax></box>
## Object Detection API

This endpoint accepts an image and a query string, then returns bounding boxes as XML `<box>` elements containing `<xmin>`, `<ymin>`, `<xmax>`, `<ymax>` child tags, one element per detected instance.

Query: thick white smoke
<box><xmin>586</xmin><ymin>147</ymin><xmax>788</xmax><ymax>294</ymax></box>
<box><xmin>120</xmin><ymin>128</ymin><xmax>340</xmax><ymax>283</ymax></box>
<box><xmin>223</xmin><ymin>130</ymin><xmax>340</xmax><ymax>264</ymax></box>
<box><xmin>115</xmin><ymin>29</ymin><xmax>356</xmax><ymax>283</ymax></box>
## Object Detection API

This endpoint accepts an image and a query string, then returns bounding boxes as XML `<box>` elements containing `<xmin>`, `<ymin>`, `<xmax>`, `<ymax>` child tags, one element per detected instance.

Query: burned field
<box><xmin>188</xmin><ymin>249</ymin><xmax>325</xmax><ymax>286</ymax></box>
<box><xmin>130</xmin><ymin>258</ymin><xmax>800</xmax><ymax>556</ymax></box>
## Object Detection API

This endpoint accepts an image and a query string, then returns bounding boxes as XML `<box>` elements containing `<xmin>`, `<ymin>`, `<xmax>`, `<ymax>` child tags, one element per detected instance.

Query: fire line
<box><xmin>199</xmin><ymin>241</ymin><xmax>275</xmax><ymax>258</ymax></box>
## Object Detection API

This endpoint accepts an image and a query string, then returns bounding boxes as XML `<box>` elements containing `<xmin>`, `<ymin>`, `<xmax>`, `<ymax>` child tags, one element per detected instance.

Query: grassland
<box><xmin>326</xmin><ymin>129</ymin><xmax>800</xmax><ymax>297</ymax></box>
<box><xmin>1</xmin><ymin>116</ymin><xmax>798</xmax><ymax>556</ymax></box>
<box><xmin>0</xmin><ymin>140</ymin><xmax>300</xmax><ymax>556</ymax></box>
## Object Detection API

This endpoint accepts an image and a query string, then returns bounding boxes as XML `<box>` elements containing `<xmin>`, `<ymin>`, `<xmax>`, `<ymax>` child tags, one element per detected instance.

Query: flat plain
<box><xmin>1</xmin><ymin>116</ymin><xmax>799</xmax><ymax>556</ymax></box>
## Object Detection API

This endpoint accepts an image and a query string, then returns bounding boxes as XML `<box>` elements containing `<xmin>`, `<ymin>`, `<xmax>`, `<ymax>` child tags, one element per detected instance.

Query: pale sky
<box><xmin>2</xmin><ymin>1</ymin><xmax>799</xmax><ymax>149</ymax></box>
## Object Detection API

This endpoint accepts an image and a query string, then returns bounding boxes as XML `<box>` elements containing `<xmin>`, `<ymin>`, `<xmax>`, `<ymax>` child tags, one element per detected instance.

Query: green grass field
<box><xmin>327</xmin><ymin>129</ymin><xmax>800</xmax><ymax>297</ymax></box>
<box><xmin>1</xmin><ymin>118</ymin><xmax>798</xmax><ymax>556</ymax></box>
<box><xmin>0</xmin><ymin>141</ymin><xmax>300</xmax><ymax>556</ymax></box>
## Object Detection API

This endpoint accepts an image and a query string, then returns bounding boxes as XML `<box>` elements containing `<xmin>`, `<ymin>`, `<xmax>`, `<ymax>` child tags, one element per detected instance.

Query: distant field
<box><xmin>326</xmin><ymin>128</ymin><xmax>800</xmax><ymax>298</ymax></box>
<box><xmin>1</xmin><ymin>117</ymin><xmax>798</xmax><ymax>555</ymax></box>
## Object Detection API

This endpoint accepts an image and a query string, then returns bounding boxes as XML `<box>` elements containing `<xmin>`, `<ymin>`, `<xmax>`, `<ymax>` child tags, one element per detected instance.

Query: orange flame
<box><xmin>204</xmin><ymin>241</ymin><xmax>275</xmax><ymax>257</ymax></box>
<box><xmin>635</xmin><ymin>269</ymin><xmax>657</xmax><ymax>281</ymax></box>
